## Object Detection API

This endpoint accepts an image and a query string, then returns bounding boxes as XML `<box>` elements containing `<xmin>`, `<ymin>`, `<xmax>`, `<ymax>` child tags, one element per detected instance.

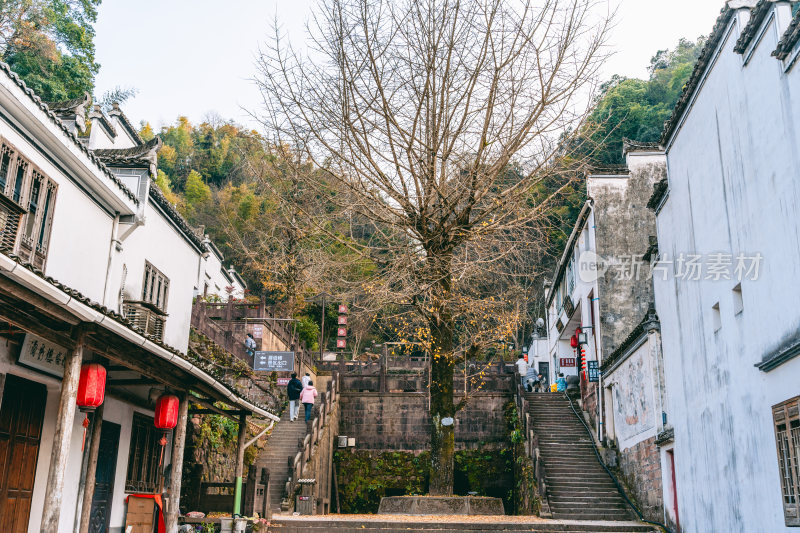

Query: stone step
<box><xmin>268</xmin><ymin>518</ymin><xmax>655</xmax><ymax>532</ymax></box>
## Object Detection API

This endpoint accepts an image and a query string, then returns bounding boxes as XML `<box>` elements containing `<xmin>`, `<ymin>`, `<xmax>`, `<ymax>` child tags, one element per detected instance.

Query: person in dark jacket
<box><xmin>287</xmin><ymin>373</ymin><xmax>303</xmax><ymax>421</ymax></box>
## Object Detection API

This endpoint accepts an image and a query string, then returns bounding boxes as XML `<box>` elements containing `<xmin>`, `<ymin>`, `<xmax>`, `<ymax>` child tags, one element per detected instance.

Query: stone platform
<box><xmin>377</xmin><ymin>495</ymin><xmax>505</xmax><ymax>516</ymax></box>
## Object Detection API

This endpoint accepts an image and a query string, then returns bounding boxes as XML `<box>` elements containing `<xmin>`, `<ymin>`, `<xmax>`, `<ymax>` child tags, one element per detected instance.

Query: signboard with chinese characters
<box><xmin>559</xmin><ymin>357</ymin><xmax>577</xmax><ymax>367</ymax></box>
<box><xmin>336</xmin><ymin>339</ymin><xmax>346</xmax><ymax>349</ymax></box>
<box><xmin>277</xmin><ymin>377</ymin><xmax>290</xmax><ymax>386</ymax></box>
<box><xmin>18</xmin><ymin>334</ymin><xmax>68</xmax><ymax>377</ymax></box>
<box><xmin>338</xmin><ymin>316</ymin><xmax>347</xmax><ymax>325</ymax></box>
<box><xmin>587</xmin><ymin>360</ymin><xmax>599</xmax><ymax>382</ymax></box>
<box><xmin>253</xmin><ymin>351</ymin><xmax>295</xmax><ymax>372</ymax></box>
<box><xmin>251</xmin><ymin>324</ymin><xmax>264</xmax><ymax>339</ymax></box>
<box><xmin>337</xmin><ymin>327</ymin><xmax>347</xmax><ymax>337</ymax></box>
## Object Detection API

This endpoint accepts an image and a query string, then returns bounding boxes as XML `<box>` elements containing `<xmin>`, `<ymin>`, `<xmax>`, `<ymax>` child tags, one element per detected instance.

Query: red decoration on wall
<box><xmin>76</xmin><ymin>363</ymin><xmax>107</xmax><ymax>409</ymax></box>
<box><xmin>76</xmin><ymin>363</ymin><xmax>107</xmax><ymax>451</ymax></box>
<box><xmin>154</xmin><ymin>394</ymin><xmax>179</xmax><ymax>429</ymax></box>
<box><xmin>154</xmin><ymin>393</ymin><xmax>180</xmax><ymax>467</ymax></box>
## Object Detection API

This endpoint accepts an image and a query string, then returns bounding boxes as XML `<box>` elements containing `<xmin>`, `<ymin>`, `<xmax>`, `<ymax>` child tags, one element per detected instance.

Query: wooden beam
<box><xmin>107</xmin><ymin>378</ymin><xmax>159</xmax><ymax>386</ymax></box>
<box><xmin>0</xmin><ymin>300</ymin><xmax>75</xmax><ymax>349</ymax></box>
<box><xmin>189</xmin><ymin>408</ymin><xmax>248</xmax><ymax>417</ymax></box>
<box><xmin>0</xmin><ymin>274</ymin><xmax>80</xmax><ymax>325</ymax></box>
<box><xmin>165</xmin><ymin>395</ymin><xmax>189</xmax><ymax>531</ymax></box>
<box><xmin>106</xmin><ymin>386</ymin><xmax>155</xmax><ymax>412</ymax></box>
<box><xmin>78</xmin><ymin>403</ymin><xmax>104</xmax><ymax>533</ymax></box>
<box><xmin>41</xmin><ymin>326</ymin><xmax>87</xmax><ymax>533</ymax></box>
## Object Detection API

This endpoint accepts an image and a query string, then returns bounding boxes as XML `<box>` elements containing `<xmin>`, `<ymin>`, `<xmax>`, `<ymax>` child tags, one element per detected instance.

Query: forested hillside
<box><xmin>144</xmin><ymin>37</ymin><xmax>704</xmax><ymax>356</ymax></box>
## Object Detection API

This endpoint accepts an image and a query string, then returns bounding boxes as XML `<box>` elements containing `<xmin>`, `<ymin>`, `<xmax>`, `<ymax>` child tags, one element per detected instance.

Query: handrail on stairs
<box><xmin>562</xmin><ymin>391</ymin><xmax>672</xmax><ymax>533</ymax></box>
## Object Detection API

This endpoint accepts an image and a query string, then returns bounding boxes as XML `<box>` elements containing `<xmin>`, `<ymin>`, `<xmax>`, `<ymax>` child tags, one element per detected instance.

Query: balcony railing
<box><xmin>123</xmin><ymin>301</ymin><xmax>167</xmax><ymax>341</ymax></box>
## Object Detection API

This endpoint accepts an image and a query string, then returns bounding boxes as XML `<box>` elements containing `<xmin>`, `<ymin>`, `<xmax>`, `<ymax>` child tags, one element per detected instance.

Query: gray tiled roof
<box><xmin>0</xmin><ymin>63</ymin><xmax>139</xmax><ymax>205</ymax></box>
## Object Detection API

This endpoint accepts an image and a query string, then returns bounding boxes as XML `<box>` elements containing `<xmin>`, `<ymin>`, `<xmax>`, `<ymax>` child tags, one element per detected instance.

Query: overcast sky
<box><xmin>93</xmin><ymin>0</ymin><xmax>724</xmax><ymax>130</ymax></box>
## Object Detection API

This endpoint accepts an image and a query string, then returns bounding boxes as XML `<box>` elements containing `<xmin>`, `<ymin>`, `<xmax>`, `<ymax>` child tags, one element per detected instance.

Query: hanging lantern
<box><xmin>570</xmin><ymin>335</ymin><xmax>578</xmax><ymax>348</ymax></box>
<box><xmin>76</xmin><ymin>363</ymin><xmax>106</xmax><ymax>451</ymax></box>
<box><xmin>154</xmin><ymin>394</ymin><xmax>179</xmax><ymax>429</ymax></box>
<box><xmin>154</xmin><ymin>393</ymin><xmax>179</xmax><ymax>467</ymax></box>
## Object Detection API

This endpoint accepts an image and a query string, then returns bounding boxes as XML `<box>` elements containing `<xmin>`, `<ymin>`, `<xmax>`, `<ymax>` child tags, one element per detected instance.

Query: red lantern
<box><xmin>76</xmin><ymin>363</ymin><xmax>106</xmax><ymax>451</ymax></box>
<box><xmin>570</xmin><ymin>335</ymin><xmax>578</xmax><ymax>348</ymax></box>
<box><xmin>154</xmin><ymin>393</ymin><xmax>179</xmax><ymax>467</ymax></box>
<box><xmin>154</xmin><ymin>394</ymin><xmax>179</xmax><ymax>429</ymax></box>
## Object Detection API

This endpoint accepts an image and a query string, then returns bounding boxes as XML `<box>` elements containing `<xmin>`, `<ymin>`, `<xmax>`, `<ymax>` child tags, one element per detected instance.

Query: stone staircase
<box><xmin>268</xmin><ymin>517</ymin><xmax>657</xmax><ymax>532</ymax></box>
<box><xmin>256</xmin><ymin>406</ymin><xmax>310</xmax><ymax>512</ymax></box>
<box><xmin>524</xmin><ymin>393</ymin><xmax>634</xmax><ymax>522</ymax></box>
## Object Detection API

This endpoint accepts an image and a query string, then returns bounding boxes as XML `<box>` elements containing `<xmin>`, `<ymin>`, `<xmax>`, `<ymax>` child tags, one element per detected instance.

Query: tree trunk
<box><xmin>427</xmin><ymin>255</ymin><xmax>455</xmax><ymax>496</ymax></box>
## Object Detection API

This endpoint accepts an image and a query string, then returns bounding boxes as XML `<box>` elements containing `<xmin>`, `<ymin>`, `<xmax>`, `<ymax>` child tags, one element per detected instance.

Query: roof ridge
<box><xmin>0</xmin><ymin>62</ymin><xmax>140</xmax><ymax>205</ymax></box>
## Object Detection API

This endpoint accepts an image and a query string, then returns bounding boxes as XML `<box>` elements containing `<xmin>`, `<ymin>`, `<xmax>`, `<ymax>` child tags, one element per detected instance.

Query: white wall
<box><xmin>119</xmin><ymin>200</ymin><xmax>202</xmax><ymax>352</ymax></box>
<box><xmin>654</xmin><ymin>5</ymin><xmax>800</xmax><ymax>531</ymax></box>
<box><xmin>0</xmin><ymin>117</ymin><xmax>115</xmax><ymax>303</ymax></box>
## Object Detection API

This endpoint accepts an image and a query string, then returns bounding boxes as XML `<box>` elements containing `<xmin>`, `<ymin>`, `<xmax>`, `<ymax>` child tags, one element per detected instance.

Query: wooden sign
<box><xmin>559</xmin><ymin>357</ymin><xmax>577</xmax><ymax>367</ymax></box>
<box><xmin>18</xmin><ymin>334</ymin><xmax>68</xmax><ymax>378</ymax></box>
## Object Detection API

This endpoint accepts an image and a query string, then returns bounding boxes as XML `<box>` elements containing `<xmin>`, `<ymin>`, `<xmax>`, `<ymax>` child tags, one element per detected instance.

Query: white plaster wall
<box><xmin>0</xmin><ymin>117</ymin><xmax>114</xmax><ymax>303</ymax></box>
<box><xmin>546</xmin><ymin>211</ymin><xmax>601</xmax><ymax>379</ymax></box>
<box><xmin>654</xmin><ymin>6</ymin><xmax>800</xmax><ymax>532</ymax></box>
<box><xmin>604</xmin><ymin>340</ymin><xmax>657</xmax><ymax>451</ymax></box>
<box><xmin>119</xmin><ymin>200</ymin><xmax>201</xmax><ymax>352</ymax></box>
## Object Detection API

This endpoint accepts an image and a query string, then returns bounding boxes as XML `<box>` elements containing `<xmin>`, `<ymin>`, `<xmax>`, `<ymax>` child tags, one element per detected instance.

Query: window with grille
<box><xmin>142</xmin><ymin>262</ymin><xmax>169</xmax><ymax>312</ymax></box>
<box><xmin>774</xmin><ymin>397</ymin><xmax>800</xmax><ymax>526</ymax></box>
<box><xmin>125</xmin><ymin>413</ymin><xmax>164</xmax><ymax>493</ymax></box>
<box><xmin>0</xmin><ymin>138</ymin><xmax>57</xmax><ymax>270</ymax></box>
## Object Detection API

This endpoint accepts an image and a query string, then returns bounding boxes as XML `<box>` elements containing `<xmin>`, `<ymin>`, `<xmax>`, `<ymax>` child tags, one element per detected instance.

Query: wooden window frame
<box><xmin>142</xmin><ymin>261</ymin><xmax>169</xmax><ymax>312</ymax></box>
<box><xmin>124</xmin><ymin>412</ymin><xmax>164</xmax><ymax>494</ymax></box>
<box><xmin>0</xmin><ymin>136</ymin><xmax>58</xmax><ymax>271</ymax></box>
<box><xmin>773</xmin><ymin>396</ymin><xmax>800</xmax><ymax>526</ymax></box>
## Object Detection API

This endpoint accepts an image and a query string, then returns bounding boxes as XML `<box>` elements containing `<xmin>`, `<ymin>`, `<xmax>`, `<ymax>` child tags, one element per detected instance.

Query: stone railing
<box><xmin>319</xmin><ymin>357</ymin><xmax>515</xmax><ymax>394</ymax></box>
<box><xmin>191</xmin><ymin>299</ymin><xmax>314</xmax><ymax>372</ymax></box>
<box><xmin>284</xmin><ymin>373</ymin><xmax>340</xmax><ymax>513</ymax></box>
<box><xmin>515</xmin><ymin>382</ymin><xmax>552</xmax><ymax>517</ymax></box>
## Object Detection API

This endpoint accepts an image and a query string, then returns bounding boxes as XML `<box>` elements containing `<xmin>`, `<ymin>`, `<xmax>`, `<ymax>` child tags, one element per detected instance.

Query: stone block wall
<box><xmin>616</xmin><ymin>435</ymin><xmax>664</xmax><ymax>523</ymax></box>
<box><xmin>338</xmin><ymin>391</ymin><xmax>512</xmax><ymax>451</ymax></box>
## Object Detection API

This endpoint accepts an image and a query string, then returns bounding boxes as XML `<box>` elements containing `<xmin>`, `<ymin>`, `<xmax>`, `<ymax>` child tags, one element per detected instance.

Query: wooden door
<box><xmin>88</xmin><ymin>421</ymin><xmax>121</xmax><ymax>533</ymax></box>
<box><xmin>0</xmin><ymin>374</ymin><xmax>47</xmax><ymax>532</ymax></box>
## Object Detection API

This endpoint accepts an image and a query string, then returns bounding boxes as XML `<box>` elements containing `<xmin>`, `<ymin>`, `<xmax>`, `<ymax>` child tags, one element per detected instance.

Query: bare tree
<box><xmin>256</xmin><ymin>0</ymin><xmax>609</xmax><ymax>495</ymax></box>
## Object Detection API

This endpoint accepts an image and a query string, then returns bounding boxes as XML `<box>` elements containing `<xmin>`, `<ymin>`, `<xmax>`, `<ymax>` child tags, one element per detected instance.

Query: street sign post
<box><xmin>253</xmin><ymin>351</ymin><xmax>295</xmax><ymax>372</ymax></box>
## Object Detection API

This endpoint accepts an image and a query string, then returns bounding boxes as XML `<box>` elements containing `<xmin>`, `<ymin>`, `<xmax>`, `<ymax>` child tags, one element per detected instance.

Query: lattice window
<box><xmin>142</xmin><ymin>262</ymin><xmax>169</xmax><ymax>312</ymax></box>
<box><xmin>0</xmin><ymin>144</ymin><xmax>13</xmax><ymax>192</ymax></box>
<box><xmin>125</xmin><ymin>413</ymin><xmax>164</xmax><ymax>494</ymax></box>
<box><xmin>10</xmin><ymin>156</ymin><xmax>27</xmax><ymax>204</ymax></box>
<box><xmin>774</xmin><ymin>397</ymin><xmax>800</xmax><ymax>526</ymax></box>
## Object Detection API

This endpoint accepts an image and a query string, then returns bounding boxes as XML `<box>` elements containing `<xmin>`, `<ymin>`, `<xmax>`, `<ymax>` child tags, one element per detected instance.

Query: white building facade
<box><xmin>651</xmin><ymin>1</ymin><xmax>800</xmax><ymax>531</ymax></box>
<box><xmin>0</xmin><ymin>63</ymin><xmax>275</xmax><ymax>533</ymax></box>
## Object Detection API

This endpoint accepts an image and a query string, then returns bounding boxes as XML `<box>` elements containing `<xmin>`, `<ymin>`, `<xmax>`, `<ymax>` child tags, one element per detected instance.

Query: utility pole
<box><xmin>320</xmin><ymin>293</ymin><xmax>325</xmax><ymax>360</ymax></box>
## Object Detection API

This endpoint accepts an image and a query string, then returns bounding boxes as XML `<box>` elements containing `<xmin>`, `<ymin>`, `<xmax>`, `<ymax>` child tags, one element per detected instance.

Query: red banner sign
<box><xmin>560</xmin><ymin>358</ymin><xmax>577</xmax><ymax>367</ymax></box>
<box><xmin>336</xmin><ymin>339</ymin><xmax>346</xmax><ymax>349</ymax></box>
<box><xmin>338</xmin><ymin>316</ymin><xmax>347</xmax><ymax>325</ymax></box>
<box><xmin>338</xmin><ymin>304</ymin><xmax>348</xmax><ymax>314</ymax></box>
<box><xmin>337</xmin><ymin>327</ymin><xmax>347</xmax><ymax>337</ymax></box>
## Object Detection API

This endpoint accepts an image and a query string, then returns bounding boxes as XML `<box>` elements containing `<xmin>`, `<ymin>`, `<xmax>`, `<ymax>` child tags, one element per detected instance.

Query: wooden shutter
<box><xmin>774</xmin><ymin>397</ymin><xmax>800</xmax><ymax>526</ymax></box>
